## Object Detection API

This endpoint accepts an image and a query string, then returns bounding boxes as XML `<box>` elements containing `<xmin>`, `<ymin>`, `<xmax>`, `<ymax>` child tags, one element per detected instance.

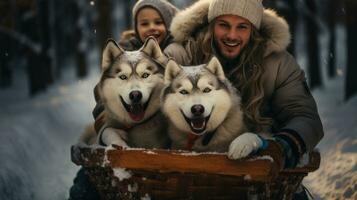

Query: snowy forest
<box><xmin>0</xmin><ymin>0</ymin><xmax>356</xmax><ymax>199</ymax></box>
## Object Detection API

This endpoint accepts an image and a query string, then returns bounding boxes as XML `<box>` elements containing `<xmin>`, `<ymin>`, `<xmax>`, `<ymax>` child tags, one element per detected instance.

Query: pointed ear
<box><xmin>164</xmin><ymin>59</ymin><xmax>182</xmax><ymax>84</ymax></box>
<box><xmin>141</xmin><ymin>36</ymin><xmax>165</xmax><ymax>62</ymax></box>
<box><xmin>205</xmin><ymin>56</ymin><xmax>226</xmax><ymax>80</ymax></box>
<box><xmin>102</xmin><ymin>39</ymin><xmax>124</xmax><ymax>71</ymax></box>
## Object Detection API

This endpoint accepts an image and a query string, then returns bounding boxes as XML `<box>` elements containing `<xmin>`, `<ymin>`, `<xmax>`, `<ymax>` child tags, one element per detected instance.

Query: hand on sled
<box><xmin>228</xmin><ymin>132</ymin><xmax>266</xmax><ymax>160</ymax></box>
<box><xmin>99</xmin><ymin>127</ymin><xmax>129</xmax><ymax>147</ymax></box>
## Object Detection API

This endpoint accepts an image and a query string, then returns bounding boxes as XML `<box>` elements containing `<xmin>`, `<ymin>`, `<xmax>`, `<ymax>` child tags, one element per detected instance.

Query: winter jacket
<box><xmin>164</xmin><ymin>0</ymin><xmax>323</xmax><ymax>153</ymax></box>
<box><xmin>118</xmin><ymin>30</ymin><xmax>175</xmax><ymax>51</ymax></box>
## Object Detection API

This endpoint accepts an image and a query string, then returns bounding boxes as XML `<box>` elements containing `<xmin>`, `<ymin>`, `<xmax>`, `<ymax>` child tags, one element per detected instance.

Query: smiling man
<box><xmin>165</xmin><ymin>0</ymin><xmax>324</xmax><ymax>199</ymax></box>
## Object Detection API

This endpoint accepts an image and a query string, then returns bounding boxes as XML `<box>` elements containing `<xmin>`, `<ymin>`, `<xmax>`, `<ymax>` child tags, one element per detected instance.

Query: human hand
<box><xmin>228</xmin><ymin>132</ymin><xmax>264</xmax><ymax>160</ymax></box>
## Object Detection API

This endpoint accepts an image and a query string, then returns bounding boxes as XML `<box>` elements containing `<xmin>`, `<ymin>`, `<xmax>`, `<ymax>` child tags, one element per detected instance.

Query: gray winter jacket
<box><xmin>164</xmin><ymin>0</ymin><xmax>323</xmax><ymax>152</ymax></box>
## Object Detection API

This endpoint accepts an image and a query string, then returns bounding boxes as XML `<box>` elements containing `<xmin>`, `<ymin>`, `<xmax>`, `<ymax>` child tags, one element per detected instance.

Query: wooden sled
<box><xmin>71</xmin><ymin>142</ymin><xmax>320</xmax><ymax>200</ymax></box>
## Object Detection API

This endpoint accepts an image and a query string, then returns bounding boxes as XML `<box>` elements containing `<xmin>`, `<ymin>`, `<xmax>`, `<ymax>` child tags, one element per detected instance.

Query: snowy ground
<box><xmin>0</xmin><ymin>59</ymin><xmax>99</xmax><ymax>199</ymax></box>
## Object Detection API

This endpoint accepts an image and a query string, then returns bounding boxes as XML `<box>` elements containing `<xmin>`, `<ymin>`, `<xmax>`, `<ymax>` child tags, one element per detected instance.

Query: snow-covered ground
<box><xmin>0</xmin><ymin>58</ymin><xmax>99</xmax><ymax>199</ymax></box>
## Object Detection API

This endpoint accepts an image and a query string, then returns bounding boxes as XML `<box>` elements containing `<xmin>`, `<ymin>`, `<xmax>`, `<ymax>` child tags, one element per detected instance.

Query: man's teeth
<box><xmin>223</xmin><ymin>41</ymin><xmax>240</xmax><ymax>47</ymax></box>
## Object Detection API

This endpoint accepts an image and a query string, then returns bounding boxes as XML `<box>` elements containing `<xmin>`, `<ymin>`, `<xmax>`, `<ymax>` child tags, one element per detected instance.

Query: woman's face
<box><xmin>213</xmin><ymin>15</ymin><xmax>252</xmax><ymax>60</ymax></box>
<box><xmin>136</xmin><ymin>7</ymin><xmax>167</xmax><ymax>44</ymax></box>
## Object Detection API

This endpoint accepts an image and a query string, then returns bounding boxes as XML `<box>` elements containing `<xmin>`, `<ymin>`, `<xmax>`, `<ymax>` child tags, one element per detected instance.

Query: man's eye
<box><xmin>119</xmin><ymin>75</ymin><xmax>127</xmax><ymax>80</ymax></box>
<box><xmin>203</xmin><ymin>88</ymin><xmax>211</xmax><ymax>93</ymax></box>
<box><xmin>142</xmin><ymin>73</ymin><xmax>150</xmax><ymax>78</ymax></box>
<box><xmin>179</xmin><ymin>90</ymin><xmax>189</xmax><ymax>95</ymax></box>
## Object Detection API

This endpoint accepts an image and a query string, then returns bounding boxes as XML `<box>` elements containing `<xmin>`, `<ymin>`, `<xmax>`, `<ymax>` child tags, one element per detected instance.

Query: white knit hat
<box><xmin>208</xmin><ymin>0</ymin><xmax>264</xmax><ymax>29</ymax></box>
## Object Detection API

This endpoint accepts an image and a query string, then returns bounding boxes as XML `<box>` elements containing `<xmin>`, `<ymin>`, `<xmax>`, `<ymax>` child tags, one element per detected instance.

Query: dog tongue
<box><xmin>129</xmin><ymin>104</ymin><xmax>145</xmax><ymax>121</ymax></box>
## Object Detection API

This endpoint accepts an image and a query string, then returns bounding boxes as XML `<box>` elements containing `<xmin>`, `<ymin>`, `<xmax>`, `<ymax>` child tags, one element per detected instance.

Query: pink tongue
<box><xmin>129</xmin><ymin>112</ymin><xmax>145</xmax><ymax>121</ymax></box>
<box><xmin>129</xmin><ymin>104</ymin><xmax>145</xmax><ymax>121</ymax></box>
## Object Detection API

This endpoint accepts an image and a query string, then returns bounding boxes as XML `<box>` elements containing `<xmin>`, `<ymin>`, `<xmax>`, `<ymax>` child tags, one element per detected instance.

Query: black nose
<box><xmin>129</xmin><ymin>90</ymin><xmax>142</xmax><ymax>103</ymax></box>
<box><xmin>191</xmin><ymin>104</ymin><xmax>205</xmax><ymax>116</ymax></box>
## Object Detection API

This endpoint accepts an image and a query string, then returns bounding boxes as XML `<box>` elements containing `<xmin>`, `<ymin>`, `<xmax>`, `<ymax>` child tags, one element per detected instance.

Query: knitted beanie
<box><xmin>132</xmin><ymin>0</ymin><xmax>178</xmax><ymax>32</ymax></box>
<box><xmin>208</xmin><ymin>0</ymin><xmax>263</xmax><ymax>29</ymax></box>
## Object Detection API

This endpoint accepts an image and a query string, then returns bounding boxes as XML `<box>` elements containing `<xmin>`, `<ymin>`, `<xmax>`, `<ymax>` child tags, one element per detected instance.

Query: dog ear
<box><xmin>165</xmin><ymin>59</ymin><xmax>182</xmax><ymax>84</ymax></box>
<box><xmin>205</xmin><ymin>57</ymin><xmax>226</xmax><ymax>80</ymax></box>
<box><xmin>141</xmin><ymin>36</ymin><xmax>166</xmax><ymax>63</ymax></box>
<box><xmin>102</xmin><ymin>39</ymin><xmax>124</xmax><ymax>71</ymax></box>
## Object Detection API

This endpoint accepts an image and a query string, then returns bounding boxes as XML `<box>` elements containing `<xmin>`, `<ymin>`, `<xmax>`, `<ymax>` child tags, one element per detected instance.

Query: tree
<box><xmin>345</xmin><ymin>0</ymin><xmax>357</xmax><ymax>100</ymax></box>
<box><xmin>304</xmin><ymin>0</ymin><xmax>322</xmax><ymax>89</ymax></box>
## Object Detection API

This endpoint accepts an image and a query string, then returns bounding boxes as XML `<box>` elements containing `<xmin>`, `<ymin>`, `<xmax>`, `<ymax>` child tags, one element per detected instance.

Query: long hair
<box><xmin>201</xmin><ymin>22</ymin><xmax>272</xmax><ymax>132</ymax></box>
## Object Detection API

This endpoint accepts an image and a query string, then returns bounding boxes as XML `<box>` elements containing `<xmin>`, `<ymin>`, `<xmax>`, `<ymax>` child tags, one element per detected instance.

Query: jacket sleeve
<box><xmin>270</xmin><ymin>52</ymin><xmax>324</xmax><ymax>152</ymax></box>
<box><xmin>164</xmin><ymin>42</ymin><xmax>193</xmax><ymax>66</ymax></box>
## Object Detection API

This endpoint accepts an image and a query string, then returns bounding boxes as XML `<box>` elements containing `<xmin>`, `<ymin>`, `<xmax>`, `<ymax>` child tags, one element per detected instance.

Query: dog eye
<box><xmin>203</xmin><ymin>88</ymin><xmax>211</xmax><ymax>93</ymax></box>
<box><xmin>141</xmin><ymin>73</ymin><xmax>150</xmax><ymax>79</ymax></box>
<box><xmin>179</xmin><ymin>90</ymin><xmax>189</xmax><ymax>95</ymax></box>
<box><xmin>119</xmin><ymin>75</ymin><xmax>127</xmax><ymax>80</ymax></box>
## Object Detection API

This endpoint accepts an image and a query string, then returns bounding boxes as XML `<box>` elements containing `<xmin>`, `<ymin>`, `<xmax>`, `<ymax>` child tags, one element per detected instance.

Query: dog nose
<box><xmin>191</xmin><ymin>104</ymin><xmax>205</xmax><ymax>116</ymax></box>
<box><xmin>129</xmin><ymin>90</ymin><xmax>142</xmax><ymax>103</ymax></box>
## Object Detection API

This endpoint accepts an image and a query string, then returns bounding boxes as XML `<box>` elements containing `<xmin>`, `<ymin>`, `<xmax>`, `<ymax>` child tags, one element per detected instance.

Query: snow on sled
<box><xmin>71</xmin><ymin>142</ymin><xmax>320</xmax><ymax>200</ymax></box>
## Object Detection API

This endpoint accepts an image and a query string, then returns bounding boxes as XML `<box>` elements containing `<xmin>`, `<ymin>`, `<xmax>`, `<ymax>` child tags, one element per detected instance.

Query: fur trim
<box><xmin>170</xmin><ymin>0</ymin><xmax>290</xmax><ymax>55</ymax></box>
<box><xmin>170</xmin><ymin>0</ymin><xmax>211</xmax><ymax>42</ymax></box>
<box><xmin>261</xmin><ymin>9</ymin><xmax>291</xmax><ymax>56</ymax></box>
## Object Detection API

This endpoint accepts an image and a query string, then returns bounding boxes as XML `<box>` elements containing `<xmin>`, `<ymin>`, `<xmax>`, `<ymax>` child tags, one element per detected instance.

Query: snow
<box><xmin>247</xmin><ymin>155</ymin><xmax>274</xmax><ymax>162</ymax></box>
<box><xmin>0</xmin><ymin>52</ymin><xmax>99</xmax><ymax>199</ymax></box>
<box><xmin>141</xmin><ymin>193</ymin><xmax>151</xmax><ymax>200</ymax></box>
<box><xmin>112</xmin><ymin>168</ymin><xmax>132</xmax><ymax>181</ymax></box>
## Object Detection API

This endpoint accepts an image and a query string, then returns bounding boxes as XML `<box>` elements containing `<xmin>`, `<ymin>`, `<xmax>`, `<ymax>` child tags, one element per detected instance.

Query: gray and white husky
<box><xmin>162</xmin><ymin>57</ymin><xmax>264</xmax><ymax>159</ymax></box>
<box><xmin>89</xmin><ymin>37</ymin><xmax>170</xmax><ymax>149</ymax></box>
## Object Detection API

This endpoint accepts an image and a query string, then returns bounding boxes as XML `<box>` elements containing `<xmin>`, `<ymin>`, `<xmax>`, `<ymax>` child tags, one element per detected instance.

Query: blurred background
<box><xmin>0</xmin><ymin>0</ymin><xmax>356</xmax><ymax>199</ymax></box>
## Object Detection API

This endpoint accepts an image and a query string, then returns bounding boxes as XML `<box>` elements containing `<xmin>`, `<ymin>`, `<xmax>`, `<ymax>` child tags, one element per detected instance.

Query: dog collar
<box><xmin>185</xmin><ymin>129</ymin><xmax>217</xmax><ymax>151</ymax></box>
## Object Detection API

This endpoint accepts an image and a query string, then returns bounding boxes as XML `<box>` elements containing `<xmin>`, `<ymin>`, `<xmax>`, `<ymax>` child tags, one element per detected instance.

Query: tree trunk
<box><xmin>327</xmin><ymin>0</ymin><xmax>338</xmax><ymax>78</ymax></box>
<box><xmin>95</xmin><ymin>0</ymin><xmax>113</xmax><ymax>51</ymax></box>
<box><xmin>304</xmin><ymin>0</ymin><xmax>322</xmax><ymax>89</ymax></box>
<box><xmin>345</xmin><ymin>0</ymin><xmax>357</xmax><ymax>100</ymax></box>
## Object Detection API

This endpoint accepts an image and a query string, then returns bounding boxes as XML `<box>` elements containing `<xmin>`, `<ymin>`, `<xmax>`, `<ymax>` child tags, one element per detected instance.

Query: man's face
<box><xmin>213</xmin><ymin>15</ymin><xmax>252</xmax><ymax>60</ymax></box>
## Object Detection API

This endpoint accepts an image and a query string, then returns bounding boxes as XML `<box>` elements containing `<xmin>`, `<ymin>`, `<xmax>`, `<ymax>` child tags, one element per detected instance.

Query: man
<box><xmin>165</xmin><ymin>0</ymin><xmax>323</xmax><ymax>199</ymax></box>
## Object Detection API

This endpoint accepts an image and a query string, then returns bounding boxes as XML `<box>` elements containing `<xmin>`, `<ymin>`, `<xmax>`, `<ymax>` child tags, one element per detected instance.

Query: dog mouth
<box><xmin>120</xmin><ymin>94</ymin><xmax>151</xmax><ymax>122</ymax></box>
<box><xmin>181</xmin><ymin>110</ymin><xmax>212</xmax><ymax>135</ymax></box>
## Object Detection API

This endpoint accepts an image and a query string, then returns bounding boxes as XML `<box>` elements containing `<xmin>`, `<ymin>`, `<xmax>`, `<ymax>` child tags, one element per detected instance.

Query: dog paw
<box><xmin>228</xmin><ymin>132</ymin><xmax>263</xmax><ymax>160</ymax></box>
<box><xmin>100</xmin><ymin>128</ymin><xmax>129</xmax><ymax>147</ymax></box>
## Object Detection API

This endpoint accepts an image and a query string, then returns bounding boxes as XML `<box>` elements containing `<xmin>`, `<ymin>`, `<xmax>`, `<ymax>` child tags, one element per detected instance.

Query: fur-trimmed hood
<box><xmin>170</xmin><ymin>0</ymin><xmax>291</xmax><ymax>56</ymax></box>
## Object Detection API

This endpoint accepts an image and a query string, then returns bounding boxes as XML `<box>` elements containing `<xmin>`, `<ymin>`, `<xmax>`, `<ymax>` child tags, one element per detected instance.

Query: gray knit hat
<box><xmin>132</xmin><ymin>0</ymin><xmax>178</xmax><ymax>33</ymax></box>
<box><xmin>208</xmin><ymin>0</ymin><xmax>264</xmax><ymax>29</ymax></box>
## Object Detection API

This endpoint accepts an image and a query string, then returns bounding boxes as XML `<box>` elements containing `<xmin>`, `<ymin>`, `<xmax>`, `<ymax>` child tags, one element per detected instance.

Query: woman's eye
<box><xmin>119</xmin><ymin>75</ymin><xmax>127</xmax><ymax>80</ymax></box>
<box><xmin>203</xmin><ymin>88</ymin><xmax>211</xmax><ymax>93</ymax></box>
<box><xmin>179</xmin><ymin>90</ymin><xmax>189</xmax><ymax>95</ymax></box>
<box><xmin>142</xmin><ymin>73</ymin><xmax>150</xmax><ymax>78</ymax></box>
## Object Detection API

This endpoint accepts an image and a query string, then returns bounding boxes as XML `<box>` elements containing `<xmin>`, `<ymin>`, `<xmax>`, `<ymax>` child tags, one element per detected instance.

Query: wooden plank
<box><xmin>105</xmin><ymin>143</ymin><xmax>283</xmax><ymax>182</ymax></box>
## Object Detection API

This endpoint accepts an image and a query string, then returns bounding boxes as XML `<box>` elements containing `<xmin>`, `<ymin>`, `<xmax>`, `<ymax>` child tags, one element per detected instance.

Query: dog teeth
<box><xmin>191</xmin><ymin>120</ymin><xmax>205</xmax><ymax>130</ymax></box>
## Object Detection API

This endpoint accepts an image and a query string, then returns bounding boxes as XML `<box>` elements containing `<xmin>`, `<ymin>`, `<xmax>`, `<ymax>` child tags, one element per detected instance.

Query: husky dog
<box><xmin>162</xmin><ymin>57</ymin><xmax>251</xmax><ymax>153</ymax></box>
<box><xmin>91</xmin><ymin>37</ymin><xmax>170</xmax><ymax>149</ymax></box>
<box><xmin>162</xmin><ymin>57</ymin><xmax>266</xmax><ymax>159</ymax></box>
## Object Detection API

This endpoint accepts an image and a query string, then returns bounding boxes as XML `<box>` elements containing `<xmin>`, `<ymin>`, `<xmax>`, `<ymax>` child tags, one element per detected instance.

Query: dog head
<box><xmin>162</xmin><ymin>57</ymin><xmax>238</xmax><ymax>135</ymax></box>
<box><xmin>99</xmin><ymin>37</ymin><xmax>167</xmax><ymax>124</ymax></box>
